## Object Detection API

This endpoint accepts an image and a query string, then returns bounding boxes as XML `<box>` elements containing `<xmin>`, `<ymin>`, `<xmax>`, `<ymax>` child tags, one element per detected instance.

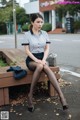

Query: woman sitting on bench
<box><xmin>23</xmin><ymin>13</ymin><xmax>68</xmax><ymax>112</ymax></box>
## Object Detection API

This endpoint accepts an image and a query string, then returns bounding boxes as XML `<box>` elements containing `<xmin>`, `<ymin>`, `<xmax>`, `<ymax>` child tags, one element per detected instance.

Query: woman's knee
<box><xmin>36</xmin><ymin>64</ymin><xmax>43</xmax><ymax>72</ymax></box>
<box><xmin>43</xmin><ymin>64</ymin><xmax>50</xmax><ymax>71</ymax></box>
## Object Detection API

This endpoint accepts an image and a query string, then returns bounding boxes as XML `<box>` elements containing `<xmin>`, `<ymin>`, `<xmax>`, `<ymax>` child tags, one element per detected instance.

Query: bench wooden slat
<box><xmin>0</xmin><ymin>66</ymin><xmax>60</xmax><ymax>78</ymax></box>
<box><xmin>0</xmin><ymin>89</ymin><xmax>4</xmax><ymax>106</ymax></box>
<box><xmin>4</xmin><ymin>88</ymin><xmax>9</xmax><ymax>105</ymax></box>
<box><xmin>49</xmin><ymin>83</ymin><xmax>55</xmax><ymax>96</ymax></box>
<box><xmin>0</xmin><ymin>73</ymin><xmax>60</xmax><ymax>88</ymax></box>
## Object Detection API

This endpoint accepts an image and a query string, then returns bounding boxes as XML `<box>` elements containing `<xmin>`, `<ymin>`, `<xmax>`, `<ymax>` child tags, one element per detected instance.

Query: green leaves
<box><xmin>0</xmin><ymin>58</ymin><xmax>8</xmax><ymax>67</ymax></box>
<box><xmin>56</xmin><ymin>4</ymin><xmax>80</xmax><ymax>17</ymax></box>
<box><xmin>16</xmin><ymin>7</ymin><xmax>27</xmax><ymax>25</ymax></box>
<box><xmin>0</xmin><ymin>4</ymin><xmax>27</xmax><ymax>25</ymax></box>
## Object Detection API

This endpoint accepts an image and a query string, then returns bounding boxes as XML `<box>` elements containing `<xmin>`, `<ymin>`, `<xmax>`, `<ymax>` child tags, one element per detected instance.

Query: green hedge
<box><xmin>74</xmin><ymin>21</ymin><xmax>80</xmax><ymax>30</ymax></box>
<box><xmin>22</xmin><ymin>24</ymin><xmax>30</xmax><ymax>31</ymax></box>
<box><xmin>0</xmin><ymin>22</ymin><xmax>7</xmax><ymax>35</ymax></box>
<box><xmin>22</xmin><ymin>23</ymin><xmax>52</xmax><ymax>32</ymax></box>
<box><xmin>0</xmin><ymin>59</ymin><xmax>8</xmax><ymax>67</ymax></box>
<box><xmin>42</xmin><ymin>23</ymin><xmax>52</xmax><ymax>32</ymax></box>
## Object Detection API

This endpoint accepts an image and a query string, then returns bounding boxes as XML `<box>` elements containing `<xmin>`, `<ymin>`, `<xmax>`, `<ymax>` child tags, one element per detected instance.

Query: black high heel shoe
<box><xmin>28</xmin><ymin>105</ymin><xmax>34</xmax><ymax>112</ymax></box>
<box><xmin>27</xmin><ymin>94</ymin><xmax>34</xmax><ymax>112</ymax></box>
<box><xmin>63</xmin><ymin>105</ymin><xmax>68</xmax><ymax>110</ymax></box>
<box><xmin>60</xmin><ymin>98</ymin><xmax>68</xmax><ymax>110</ymax></box>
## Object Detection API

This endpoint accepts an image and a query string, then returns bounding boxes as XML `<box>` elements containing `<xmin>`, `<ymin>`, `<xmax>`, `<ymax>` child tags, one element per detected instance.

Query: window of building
<box><xmin>44</xmin><ymin>11</ymin><xmax>49</xmax><ymax>23</ymax></box>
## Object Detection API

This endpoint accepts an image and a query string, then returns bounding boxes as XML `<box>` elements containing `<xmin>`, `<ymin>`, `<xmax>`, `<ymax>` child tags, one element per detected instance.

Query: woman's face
<box><xmin>32</xmin><ymin>17</ymin><xmax>44</xmax><ymax>31</ymax></box>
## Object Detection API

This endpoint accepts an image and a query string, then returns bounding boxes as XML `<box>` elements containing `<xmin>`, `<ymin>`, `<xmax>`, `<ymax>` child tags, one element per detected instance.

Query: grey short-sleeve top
<box><xmin>22</xmin><ymin>30</ymin><xmax>50</xmax><ymax>53</ymax></box>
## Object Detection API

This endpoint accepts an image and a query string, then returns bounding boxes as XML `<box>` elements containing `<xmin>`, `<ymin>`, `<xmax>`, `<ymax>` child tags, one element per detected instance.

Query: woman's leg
<box><xmin>27</xmin><ymin>62</ymin><xmax>43</xmax><ymax>108</ymax></box>
<box><xmin>43</xmin><ymin>64</ymin><xmax>68</xmax><ymax>110</ymax></box>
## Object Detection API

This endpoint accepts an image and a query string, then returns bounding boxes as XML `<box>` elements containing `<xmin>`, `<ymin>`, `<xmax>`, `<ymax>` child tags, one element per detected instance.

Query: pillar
<box><xmin>52</xmin><ymin>10</ymin><xmax>56</xmax><ymax>30</ymax></box>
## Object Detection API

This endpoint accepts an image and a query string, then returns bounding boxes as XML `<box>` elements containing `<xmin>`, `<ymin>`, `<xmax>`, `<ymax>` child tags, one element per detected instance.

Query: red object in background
<box><xmin>16</xmin><ymin>25</ymin><xmax>18</xmax><ymax>31</ymax></box>
<box><xmin>39</xmin><ymin>0</ymin><xmax>57</xmax><ymax>12</ymax></box>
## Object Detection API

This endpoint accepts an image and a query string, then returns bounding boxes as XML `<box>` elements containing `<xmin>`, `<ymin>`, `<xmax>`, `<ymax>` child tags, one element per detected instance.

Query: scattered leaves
<box><xmin>59</xmin><ymin>79</ymin><xmax>72</xmax><ymax>87</ymax></box>
<box><xmin>45</xmin><ymin>113</ymin><xmax>47</xmax><ymax>116</ymax></box>
<box><xmin>68</xmin><ymin>114</ymin><xmax>72</xmax><ymax>120</ymax></box>
<box><xmin>19</xmin><ymin>113</ymin><xmax>22</xmax><ymax>116</ymax></box>
<box><xmin>46</xmin><ymin>98</ymin><xmax>51</xmax><ymax>102</ymax></box>
<box><xmin>56</xmin><ymin>113</ymin><xmax>59</xmax><ymax>116</ymax></box>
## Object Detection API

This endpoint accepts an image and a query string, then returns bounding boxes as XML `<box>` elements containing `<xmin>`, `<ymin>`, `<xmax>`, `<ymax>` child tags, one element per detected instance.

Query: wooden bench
<box><xmin>0</xmin><ymin>66</ymin><xmax>60</xmax><ymax>106</ymax></box>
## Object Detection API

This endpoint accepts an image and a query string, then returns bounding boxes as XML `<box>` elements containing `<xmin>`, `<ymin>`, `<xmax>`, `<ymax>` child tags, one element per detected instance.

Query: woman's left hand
<box><xmin>41</xmin><ymin>60</ymin><xmax>47</xmax><ymax>65</ymax></box>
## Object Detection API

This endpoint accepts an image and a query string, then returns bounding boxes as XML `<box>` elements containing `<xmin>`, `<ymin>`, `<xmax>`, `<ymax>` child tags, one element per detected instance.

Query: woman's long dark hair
<box><xmin>29</xmin><ymin>13</ymin><xmax>43</xmax><ymax>31</ymax></box>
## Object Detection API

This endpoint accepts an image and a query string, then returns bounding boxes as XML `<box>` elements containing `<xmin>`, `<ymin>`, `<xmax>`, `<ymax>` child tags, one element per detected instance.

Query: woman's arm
<box><xmin>42</xmin><ymin>44</ymin><xmax>49</xmax><ymax>61</ymax></box>
<box><xmin>24</xmin><ymin>45</ymin><xmax>38</xmax><ymax>62</ymax></box>
<box><xmin>24</xmin><ymin>45</ymin><xmax>42</xmax><ymax>64</ymax></box>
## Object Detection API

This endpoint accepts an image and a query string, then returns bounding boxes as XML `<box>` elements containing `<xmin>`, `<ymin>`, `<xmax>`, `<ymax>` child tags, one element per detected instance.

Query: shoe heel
<box><xmin>28</xmin><ymin>106</ymin><xmax>34</xmax><ymax>112</ymax></box>
<box><xmin>63</xmin><ymin>105</ymin><xmax>68</xmax><ymax>110</ymax></box>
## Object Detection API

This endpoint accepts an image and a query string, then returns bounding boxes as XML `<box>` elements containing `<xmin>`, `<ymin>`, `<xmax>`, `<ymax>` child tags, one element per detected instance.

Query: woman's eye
<box><xmin>37</xmin><ymin>21</ymin><xmax>40</xmax><ymax>23</ymax></box>
<box><xmin>37</xmin><ymin>21</ymin><xmax>43</xmax><ymax>24</ymax></box>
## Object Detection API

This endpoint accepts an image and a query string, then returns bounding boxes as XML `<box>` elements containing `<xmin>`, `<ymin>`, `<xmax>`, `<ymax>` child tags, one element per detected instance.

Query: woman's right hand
<box><xmin>35</xmin><ymin>59</ymin><xmax>43</xmax><ymax>64</ymax></box>
<box><xmin>35</xmin><ymin>59</ymin><xmax>46</xmax><ymax>65</ymax></box>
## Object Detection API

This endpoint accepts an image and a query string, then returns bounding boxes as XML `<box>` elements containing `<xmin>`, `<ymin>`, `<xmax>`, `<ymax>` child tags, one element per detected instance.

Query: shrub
<box><xmin>22</xmin><ymin>24</ymin><xmax>30</xmax><ymax>31</ymax></box>
<box><xmin>42</xmin><ymin>23</ymin><xmax>52</xmax><ymax>32</ymax></box>
<box><xmin>0</xmin><ymin>22</ymin><xmax>7</xmax><ymax>35</ymax></box>
<box><xmin>74</xmin><ymin>21</ymin><xmax>80</xmax><ymax>31</ymax></box>
<box><xmin>0</xmin><ymin>59</ymin><xmax>8</xmax><ymax>67</ymax></box>
<box><xmin>22</xmin><ymin>23</ymin><xmax>52</xmax><ymax>32</ymax></box>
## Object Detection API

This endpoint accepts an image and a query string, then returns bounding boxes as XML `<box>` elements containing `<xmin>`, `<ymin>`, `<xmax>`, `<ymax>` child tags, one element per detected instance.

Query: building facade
<box><xmin>24</xmin><ymin>0</ymin><xmax>80</xmax><ymax>33</ymax></box>
<box><xmin>24</xmin><ymin>0</ymin><xmax>65</xmax><ymax>31</ymax></box>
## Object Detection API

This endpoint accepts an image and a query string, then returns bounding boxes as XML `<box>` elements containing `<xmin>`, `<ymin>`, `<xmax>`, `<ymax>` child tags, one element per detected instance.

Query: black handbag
<box><xmin>7</xmin><ymin>66</ymin><xmax>27</xmax><ymax>80</ymax></box>
<box><xmin>46</xmin><ymin>53</ymin><xmax>57</xmax><ymax>66</ymax></box>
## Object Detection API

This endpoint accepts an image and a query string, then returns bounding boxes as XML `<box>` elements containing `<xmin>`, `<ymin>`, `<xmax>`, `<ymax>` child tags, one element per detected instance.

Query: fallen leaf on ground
<box><xmin>56</xmin><ymin>113</ymin><xmax>59</xmax><ymax>116</ymax></box>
